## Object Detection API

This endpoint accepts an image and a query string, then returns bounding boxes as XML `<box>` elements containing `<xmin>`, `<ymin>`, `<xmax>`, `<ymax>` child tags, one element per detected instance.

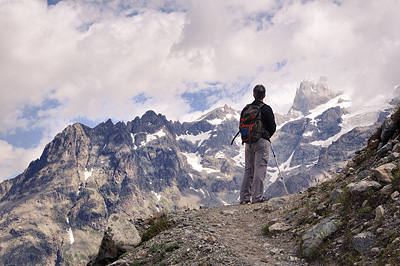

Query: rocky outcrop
<box><xmin>347</xmin><ymin>180</ymin><xmax>382</xmax><ymax>194</ymax></box>
<box><xmin>301</xmin><ymin>216</ymin><xmax>340</xmax><ymax>256</ymax></box>
<box><xmin>289</xmin><ymin>76</ymin><xmax>338</xmax><ymax>115</ymax></box>
<box><xmin>87</xmin><ymin>213</ymin><xmax>141</xmax><ymax>266</ymax></box>
<box><xmin>297</xmin><ymin>108</ymin><xmax>400</xmax><ymax>263</ymax></box>
<box><xmin>0</xmin><ymin>179</ymin><xmax>13</xmax><ymax>199</ymax></box>
<box><xmin>371</xmin><ymin>162</ymin><xmax>397</xmax><ymax>183</ymax></box>
<box><xmin>352</xmin><ymin>231</ymin><xmax>376</xmax><ymax>253</ymax></box>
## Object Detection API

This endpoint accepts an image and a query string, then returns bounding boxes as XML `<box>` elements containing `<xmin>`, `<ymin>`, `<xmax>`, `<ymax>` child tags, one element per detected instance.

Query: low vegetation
<box><xmin>140</xmin><ymin>212</ymin><xmax>174</xmax><ymax>243</ymax></box>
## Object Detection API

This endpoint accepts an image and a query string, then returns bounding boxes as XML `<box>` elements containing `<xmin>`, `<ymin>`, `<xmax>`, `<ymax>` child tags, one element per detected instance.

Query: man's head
<box><xmin>253</xmin><ymin>84</ymin><xmax>266</xmax><ymax>100</ymax></box>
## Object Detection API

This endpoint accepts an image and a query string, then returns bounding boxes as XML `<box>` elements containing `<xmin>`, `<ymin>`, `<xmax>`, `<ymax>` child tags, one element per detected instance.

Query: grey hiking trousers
<box><xmin>240</xmin><ymin>138</ymin><xmax>270</xmax><ymax>204</ymax></box>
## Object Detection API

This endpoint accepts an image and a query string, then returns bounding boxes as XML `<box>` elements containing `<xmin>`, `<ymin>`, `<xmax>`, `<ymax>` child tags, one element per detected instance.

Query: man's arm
<box><xmin>263</xmin><ymin>105</ymin><xmax>276</xmax><ymax>137</ymax></box>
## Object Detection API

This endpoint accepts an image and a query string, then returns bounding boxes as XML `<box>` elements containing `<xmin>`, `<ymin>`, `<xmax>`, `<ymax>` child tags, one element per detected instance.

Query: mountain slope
<box><xmin>0</xmin><ymin>107</ymin><xmax>243</xmax><ymax>266</ymax></box>
<box><xmin>264</xmin><ymin>79</ymin><xmax>392</xmax><ymax>198</ymax></box>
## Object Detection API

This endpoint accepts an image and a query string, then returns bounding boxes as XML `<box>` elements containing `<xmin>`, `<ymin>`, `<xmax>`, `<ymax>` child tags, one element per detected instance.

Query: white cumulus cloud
<box><xmin>0</xmin><ymin>0</ymin><xmax>399</xmax><ymax>181</ymax></box>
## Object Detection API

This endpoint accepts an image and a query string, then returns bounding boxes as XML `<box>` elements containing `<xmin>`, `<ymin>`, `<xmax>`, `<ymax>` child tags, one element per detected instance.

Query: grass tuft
<box><xmin>141</xmin><ymin>212</ymin><xmax>173</xmax><ymax>243</ymax></box>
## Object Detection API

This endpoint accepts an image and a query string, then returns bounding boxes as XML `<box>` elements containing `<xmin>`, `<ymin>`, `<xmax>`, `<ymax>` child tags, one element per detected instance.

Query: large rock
<box><xmin>302</xmin><ymin>216</ymin><xmax>340</xmax><ymax>256</ymax></box>
<box><xmin>381</xmin><ymin>184</ymin><xmax>394</xmax><ymax>196</ymax></box>
<box><xmin>87</xmin><ymin>213</ymin><xmax>141</xmax><ymax>266</ymax></box>
<box><xmin>352</xmin><ymin>231</ymin><xmax>376</xmax><ymax>252</ymax></box>
<box><xmin>377</xmin><ymin>142</ymin><xmax>393</xmax><ymax>157</ymax></box>
<box><xmin>375</xmin><ymin>205</ymin><xmax>385</xmax><ymax>220</ymax></box>
<box><xmin>269</xmin><ymin>222</ymin><xmax>292</xmax><ymax>233</ymax></box>
<box><xmin>347</xmin><ymin>181</ymin><xmax>382</xmax><ymax>195</ymax></box>
<box><xmin>381</xmin><ymin>119</ymin><xmax>396</xmax><ymax>143</ymax></box>
<box><xmin>372</xmin><ymin>163</ymin><xmax>396</xmax><ymax>183</ymax></box>
<box><xmin>355</xmin><ymin>170</ymin><xmax>371</xmax><ymax>182</ymax></box>
<box><xmin>267</xmin><ymin>195</ymin><xmax>292</xmax><ymax>209</ymax></box>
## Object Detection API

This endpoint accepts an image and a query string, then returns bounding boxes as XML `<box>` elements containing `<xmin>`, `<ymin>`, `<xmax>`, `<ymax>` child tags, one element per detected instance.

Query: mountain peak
<box><xmin>289</xmin><ymin>77</ymin><xmax>338</xmax><ymax>115</ymax></box>
<box><xmin>197</xmin><ymin>104</ymin><xmax>237</xmax><ymax>122</ymax></box>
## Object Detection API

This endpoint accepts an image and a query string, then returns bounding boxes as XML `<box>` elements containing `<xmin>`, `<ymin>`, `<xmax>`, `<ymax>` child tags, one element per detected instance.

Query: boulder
<box><xmin>387</xmin><ymin>152</ymin><xmax>400</xmax><ymax>162</ymax></box>
<box><xmin>377</xmin><ymin>142</ymin><xmax>393</xmax><ymax>157</ymax></box>
<box><xmin>330</xmin><ymin>189</ymin><xmax>344</xmax><ymax>203</ymax></box>
<box><xmin>372</xmin><ymin>163</ymin><xmax>396</xmax><ymax>183</ymax></box>
<box><xmin>302</xmin><ymin>217</ymin><xmax>340</xmax><ymax>257</ymax></box>
<box><xmin>267</xmin><ymin>196</ymin><xmax>292</xmax><ymax>209</ymax></box>
<box><xmin>347</xmin><ymin>181</ymin><xmax>382</xmax><ymax>195</ymax></box>
<box><xmin>381</xmin><ymin>119</ymin><xmax>396</xmax><ymax>143</ymax></box>
<box><xmin>87</xmin><ymin>213</ymin><xmax>141</xmax><ymax>266</ymax></box>
<box><xmin>380</xmin><ymin>184</ymin><xmax>394</xmax><ymax>196</ymax></box>
<box><xmin>375</xmin><ymin>205</ymin><xmax>385</xmax><ymax>220</ymax></box>
<box><xmin>269</xmin><ymin>222</ymin><xmax>292</xmax><ymax>233</ymax></box>
<box><xmin>393</xmin><ymin>143</ymin><xmax>400</xmax><ymax>153</ymax></box>
<box><xmin>352</xmin><ymin>231</ymin><xmax>376</xmax><ymax>252</ymax></box>
<box><xmin>355</xmin><ymin>170</ymin><xmax>371</xmax><ymax>182</ymax></box>
<box><xmin>391</xmin><ymin>191</ymin><xmax>400</xmax><ymax>201</ymax></box>
<box><xmin>317</xmin><ymin>203</ymin><xmax>327</xmax><ymax>214</ymax></box>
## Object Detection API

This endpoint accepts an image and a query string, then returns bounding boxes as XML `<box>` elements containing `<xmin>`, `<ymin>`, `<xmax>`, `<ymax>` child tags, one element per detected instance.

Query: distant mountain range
<box><xmin>0</xmin><ymin>77</ymin><xmax>397</xmax><ymax>265</ymax></box>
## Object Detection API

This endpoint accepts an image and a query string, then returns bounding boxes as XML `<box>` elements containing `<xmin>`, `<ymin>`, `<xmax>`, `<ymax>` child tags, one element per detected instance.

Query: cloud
<box><xmin>0</xmin><ymin>140</ymin><xmax>44</xmax><ymax>180</ymax></box>
<box><xmin>1</xmin><ymin>0</ymin><xmax>400</xmax><ymax>180</ymax></box>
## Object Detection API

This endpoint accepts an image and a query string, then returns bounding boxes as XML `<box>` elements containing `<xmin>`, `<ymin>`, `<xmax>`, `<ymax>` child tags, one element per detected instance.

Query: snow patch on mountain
<box><xmin>232</xmin><ymin>145</ymin><xmax>245</xmax><ymax>167</ymax></box>
<box><xmin>177</xmin><ymin>131</ymin><xmax>212</xmax><ymax>146</ymax></box>
<box><xmin>84</xmin><ymin>168</ymin><xmax>93</xmax><ymax>180</ymax></box>
<box><xmin>306</xmin><ymin>94</ymin><xmax>351</xmax><ymax>120</ymax></box>
<box><xmin>182</xmin><ymin>152</ymin><xmax>219</xmax><ymax>173</ymax></box>
<box><xmin>303</xmin><ymin>131</ymin><xmax>313</xmax><ymax>137</ymax></box>
<box><xmin>131</xmin><ymin>128</ymin><xmax>167</xmax><ymax>149</ymax></box>
<box><xmin>215</xmin><ymin>151</ymin><xmax>225</xmax><ymax>159</ymax></box>
<box><xmin>190</xmin><ymin>187</ymin><xmax>207</xmax><ymax>197</ymax></box>
<box><xmin>151</xmin><ymin>191</ymin><xmax>162</xmax><ymax>201</ymax></box>
<box><xmin>276</xmin><ymin>114</ymin><xmax>304</xmax><ymax>131</ymax></box>
<box><xmin>66</xmin><ymin>217</ymin><xmax>75</xmax><ymax>245</ymax></box>
<box><xmin>207</xmin><ymin>114</ymin><xmax>235</xmax><ymax>125</ymax></box>
<box><xmin>310</xmin><ymin>96</ymin><xmax>383</xmax><ymax>147</ymax></box>
<box><xmin>279</xmin><ymin>94</ymin><xmax>351</xmax><ymax>131</ymax></box>
<box><xmin>267</xmin><ymin>151</ymin><xmax>301</xmax><ymax>183</ymax></box>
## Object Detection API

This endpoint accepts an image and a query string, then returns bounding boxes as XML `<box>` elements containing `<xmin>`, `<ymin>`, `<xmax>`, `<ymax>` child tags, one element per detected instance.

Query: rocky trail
<box><xmin>103</xmin><ymin>193</ymin><xmax>311</xmax><ymax>266</ymax></box>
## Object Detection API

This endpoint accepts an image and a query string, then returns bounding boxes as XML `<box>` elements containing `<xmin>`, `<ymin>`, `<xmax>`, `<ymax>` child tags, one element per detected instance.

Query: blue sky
<box><xmin>1</xmin><ymin>0</ymin><xmax>399</xmax><ymax>181</ymax></box>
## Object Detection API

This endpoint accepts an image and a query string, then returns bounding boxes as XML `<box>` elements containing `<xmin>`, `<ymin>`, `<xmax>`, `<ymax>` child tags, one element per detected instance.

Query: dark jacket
<box><xmin>241</xmin><ymin>100</ymin><xmax>276</xmax><ymax>139</ymax></box>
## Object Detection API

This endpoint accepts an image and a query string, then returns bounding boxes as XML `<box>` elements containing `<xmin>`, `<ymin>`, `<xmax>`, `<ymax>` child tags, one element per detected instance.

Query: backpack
<box><xmin>231</xmin><ymin>103</ymin><xmax>268</xmax><ymax>146</ymax></box>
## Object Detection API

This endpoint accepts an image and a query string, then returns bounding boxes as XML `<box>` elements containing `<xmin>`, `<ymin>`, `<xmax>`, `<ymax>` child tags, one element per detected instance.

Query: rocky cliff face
<box><xmin>0</xmin><ymin>78</ymin><xmax>394</xmax><ymax>265</ymax></box>
<box><xmin>264</xmin><ymin>77</ymin><xmax>392</xmax><ymax>198</ymax></box>
<box><xmin>289</xmin><ymin>76</ymin><xmax>338</xmax><ymax>115</ymax></box>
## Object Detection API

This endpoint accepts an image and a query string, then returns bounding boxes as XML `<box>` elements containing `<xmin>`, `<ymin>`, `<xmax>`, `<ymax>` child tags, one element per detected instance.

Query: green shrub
<box><xmin>262</xmin><ymin>224</ymin><xmax>271</xmax><ymax>235</ymax></box>
<box><xmin>141</xmin><ymin>213</ymin><xmax>173</xmax><ymax>243</ymax></box>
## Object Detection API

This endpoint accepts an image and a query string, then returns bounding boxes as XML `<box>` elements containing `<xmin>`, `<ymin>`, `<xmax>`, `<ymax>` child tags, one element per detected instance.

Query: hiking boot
<box><xmin>251</xmin><ymin>197</ymin><xmax>267</xmax><ymax>204</ymax></box>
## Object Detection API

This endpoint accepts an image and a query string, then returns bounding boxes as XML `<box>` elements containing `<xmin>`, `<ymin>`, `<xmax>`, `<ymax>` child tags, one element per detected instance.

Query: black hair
<box><xmin>253</xmin><ymin>84</ymin><xmax>266</xmax><ymax>100</ymax></box>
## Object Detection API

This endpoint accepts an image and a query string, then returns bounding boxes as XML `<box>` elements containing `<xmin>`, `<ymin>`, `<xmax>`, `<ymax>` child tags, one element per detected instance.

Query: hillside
<box><xmin>89</xmin><ymin>105</ymin><xmax>400</xmax><ymax>266</ymax></box>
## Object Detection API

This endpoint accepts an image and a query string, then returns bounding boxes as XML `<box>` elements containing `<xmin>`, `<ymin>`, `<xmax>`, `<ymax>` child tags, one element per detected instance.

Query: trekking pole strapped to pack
<box><xmin>269</xmin><ymin>140</ymin><xmax>289</xmax><ymax>195</ymax></box>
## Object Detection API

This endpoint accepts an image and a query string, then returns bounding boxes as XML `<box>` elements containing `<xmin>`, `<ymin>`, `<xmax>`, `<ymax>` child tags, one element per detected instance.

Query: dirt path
<box><xmin>194</xmin><ymin>200</ymin><xmax>305</xmax><ymax>266</ymax></box>
<box><xmin>113</xmin><ymin>194</ymin><xmax>308</xmax><ymax>266</ymax></box>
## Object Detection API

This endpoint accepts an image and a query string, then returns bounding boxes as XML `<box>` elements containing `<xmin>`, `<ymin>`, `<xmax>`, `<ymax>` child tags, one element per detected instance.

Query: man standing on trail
<box><xmin>240</xmin><ymin>84</ymin><xmax>276</xmax><ymax>204</ymax></box>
